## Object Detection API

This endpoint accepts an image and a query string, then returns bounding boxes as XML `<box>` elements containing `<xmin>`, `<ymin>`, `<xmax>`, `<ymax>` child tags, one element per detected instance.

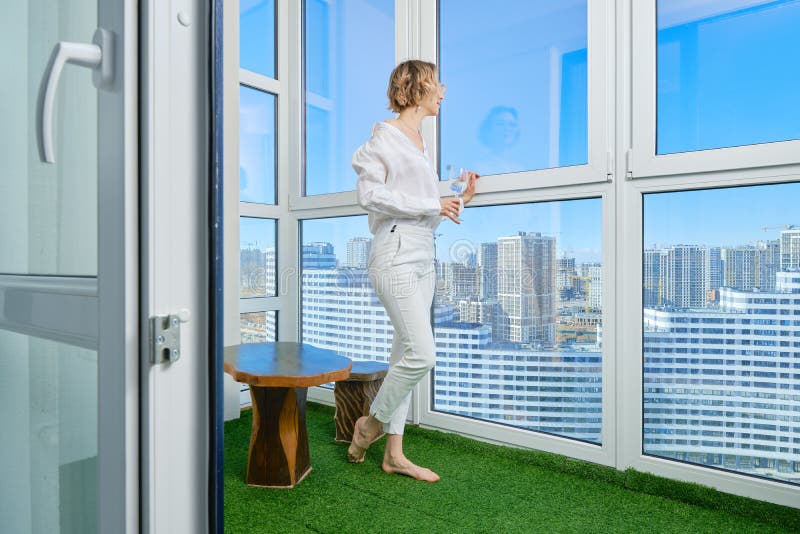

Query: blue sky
<box><xmin>657</xmin><ymin>0</ymin><xmax>800</xmax><ymax>154</ymax></box>
<box><xmin>644</xmin><ymin>183</ymin><xmax>800</xmax><ymax>249</ymax></box>
<box><xmin>240</xmin><ymin>0</ymin><xmax>800</xmax><ymax>262</ymax></box>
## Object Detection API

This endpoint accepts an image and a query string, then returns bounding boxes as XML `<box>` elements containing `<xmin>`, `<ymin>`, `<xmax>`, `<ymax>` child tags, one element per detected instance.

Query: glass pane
<box><xmin>433</xmin><ymin>200</ymin><xmax>602</xmax><ymax>443</ymax></box>
<box><xmin>240</xmin><ymin>0</ymin><xmax>276</xmax><ymax>78</ymax></box>
<box><xmin>301</xmin><ymin>216</ymin><xmax>382</xmax><ymax>358</ymax></box>
<box><xmin>643</xmin><ymin>182</ymin><xmax>800</xmax><ymax>485</ymax></box>
<box><xmin>0</xmin><ymin>330</ymin><xmax>97</xmax><ymax>533</ymax></box>
<box><xmin>439</xmin><ymin>0</ymin><xmax>587</xmax><ymax>177</ymax></box>
<box><xmin>240</xmin><ymin>217</ymin><xmax>277</xmax><ymax>298</ymax></box>
<box><xmin>240</xmin><ymin>311</ymin><xmax>277</xmax><ymax>344</ymax></box>
<box><xmin>301</xmin><ymin>200</ymin><xmax>603</xmax><ymax>444</ymax></box>
<box><xmin>240</xmin><ymin>86</ymin><xmax>276</xmax><ymax>204</ymax></box>
<box><xmin>239</xmin><ymin>311</ymin><xmax>277</xmax><ymax>408</ymax></box>
<box><xmin>657</xmin><ymin>0</ymin><xmax>800</xmax><ymax>154</ymax></box>
<box><xmin>0</xmin><ymin>1</ymin><xmax>97</xmax><ymax>275</ymax></box>
<box><xmin>304</xmin><ymin>0</ymin><xmax>395</xmax><ymax>195</ymax></box>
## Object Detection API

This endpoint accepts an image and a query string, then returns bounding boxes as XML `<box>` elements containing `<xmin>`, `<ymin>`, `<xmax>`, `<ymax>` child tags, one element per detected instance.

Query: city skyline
<box><xmin>242</xmin><ymin>183</ymin><xmax>800</xmax><ymax>265</ymax></box>
<box><xmin>254</xmin><ymin>199</ymin><xmax>604</xmax><ymax>264</ymax></box>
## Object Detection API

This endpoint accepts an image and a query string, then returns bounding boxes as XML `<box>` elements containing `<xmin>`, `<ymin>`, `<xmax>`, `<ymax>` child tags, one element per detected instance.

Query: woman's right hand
<box><xmin>440</xmin><ymin>197</ymin><xmax>462</xmax><ymax>224</ymax></box>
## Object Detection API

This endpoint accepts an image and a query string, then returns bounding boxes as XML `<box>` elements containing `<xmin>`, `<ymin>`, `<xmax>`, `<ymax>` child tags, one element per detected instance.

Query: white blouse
<box><xmin>353</xmin><ymin>121</ymin><xmax>442</xmax><ymax>236</ymax></box>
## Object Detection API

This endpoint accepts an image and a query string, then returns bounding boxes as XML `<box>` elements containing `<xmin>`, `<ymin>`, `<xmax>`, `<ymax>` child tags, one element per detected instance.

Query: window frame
<box><xmin>233</xmin><ymin>0</ymin><xmax>289</xmax><ymax>344</ymax></box>
<box><xmin>416</xmin><ymin>182</ymin><xmax>617</xmax><ymax>467</ymax></box>
<box><xmin>619</xmin><ymin>166</ymin><xmax>800</xmax><ymax>507</ymax></box>
<box><xmin>630</xmin><ymin>0</ymin><xmax>800</xmax><ymax>179</ymax></box>
<box><xmin>222</xmin><ymin>0</ymin><xmax>800</xmax><ymax>510</ymax></box>
<box><xmin>425</xmin><ymin>0</ymin><xmax>614</xmax><ymax>196</ymax></box>
<box><xmin>289</xmin><ymin>0</ymin><xmax>614</xmax><ymax>210</ymax></box>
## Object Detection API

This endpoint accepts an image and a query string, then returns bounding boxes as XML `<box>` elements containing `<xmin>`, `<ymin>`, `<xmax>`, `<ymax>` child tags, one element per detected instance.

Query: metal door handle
<box><xmin>37</xmin><ymin>28</ymin><xmax>114</xmax><ymax>164</ymax></box>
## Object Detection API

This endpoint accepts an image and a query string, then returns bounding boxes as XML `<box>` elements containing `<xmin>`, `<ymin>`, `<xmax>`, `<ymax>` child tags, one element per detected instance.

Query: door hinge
<box><xmin>606</xmin><ymin>152</ymin><xmax>614</xmax><ymax>182</ymax></box>
<box><xmin>151</xmin><ymin>309</ymin><xmax>190</xmax><ymax>364</ymax></box>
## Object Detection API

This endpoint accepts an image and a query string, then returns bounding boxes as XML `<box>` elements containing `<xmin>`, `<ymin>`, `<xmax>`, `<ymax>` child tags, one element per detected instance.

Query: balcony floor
<box><xmin>224</xmin><ymin>403</ymin><xmax>800</xmax><ymax>533</ymax></box>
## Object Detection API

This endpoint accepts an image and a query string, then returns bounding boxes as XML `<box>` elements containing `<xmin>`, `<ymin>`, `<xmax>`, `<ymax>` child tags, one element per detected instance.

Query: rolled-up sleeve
<box><xmin>353</xmin><ymin>141</ymin><xmax>441</xmax><ymax>218</ymax></box>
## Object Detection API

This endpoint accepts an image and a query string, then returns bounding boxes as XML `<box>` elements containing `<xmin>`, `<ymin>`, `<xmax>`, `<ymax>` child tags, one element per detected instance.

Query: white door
<box><xmin>0</xmin><ymin>0</ymin><xmax>138</xmax><ymax>533</ymax></box>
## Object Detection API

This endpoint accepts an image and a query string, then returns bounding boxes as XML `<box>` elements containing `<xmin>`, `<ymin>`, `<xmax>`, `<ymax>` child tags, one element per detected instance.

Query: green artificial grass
<box><xmin>225</xmin><ymin>402</ymin><xmax>800</xmax><ymax>533</ymax></box>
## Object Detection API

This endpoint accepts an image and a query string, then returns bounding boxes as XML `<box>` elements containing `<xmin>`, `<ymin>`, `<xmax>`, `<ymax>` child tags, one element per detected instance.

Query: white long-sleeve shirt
<box><xmin>353</xmin><ymin>121</ymin><xmax>442</xmax><ymax>235</ymax></box>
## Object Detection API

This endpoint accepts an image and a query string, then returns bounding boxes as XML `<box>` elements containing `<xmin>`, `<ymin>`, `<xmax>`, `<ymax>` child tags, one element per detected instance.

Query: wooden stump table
<box><xmin>224</xmin><ymin>342</ymin><xmax>352</xmax><ymax>488</ymax></box>
<box><xmin>334</xmin><ymin>360</ymin><xmax>389</xmax><ymax>443</ymax></box>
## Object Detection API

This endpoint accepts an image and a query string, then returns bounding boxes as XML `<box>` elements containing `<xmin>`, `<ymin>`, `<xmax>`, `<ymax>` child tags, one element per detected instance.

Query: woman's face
<box><xmin>419</xmin><ymin>82</ymin><xmax>446</xmax><ymax>116</ymax></box>
<box><xmin>488</xmin><ymin>111</ymin><xmax>519</xmax><ymax>148</ymax></box>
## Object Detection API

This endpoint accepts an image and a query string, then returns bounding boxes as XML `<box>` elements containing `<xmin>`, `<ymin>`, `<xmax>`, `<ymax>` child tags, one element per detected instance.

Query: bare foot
<box><xmin>382</xmin><ymin>455</ymin><xmax>440</xmax><ymax>482</ymax></box>
<box><xmin>347</xmin><ymin>416</ymin><xmax>382</xmax><ymax>463</ymax></box>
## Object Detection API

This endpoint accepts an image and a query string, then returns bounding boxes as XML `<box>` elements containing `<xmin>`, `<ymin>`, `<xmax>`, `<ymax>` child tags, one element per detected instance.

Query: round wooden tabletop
<box><xmin>224</xmin><ymin>342</ymin><xmax>352</xmax><ymax>388</ymax></box>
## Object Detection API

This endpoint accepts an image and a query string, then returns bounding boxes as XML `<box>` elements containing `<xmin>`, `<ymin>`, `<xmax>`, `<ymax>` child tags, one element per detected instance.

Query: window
<box><xmin>643</xmin><ymin>182</ymin><xmax>800</xmax><ymax>485</ymax></box>
<box><xmin>239</xmin><ymin>86</ymin><xmax>277</xmax><ymax>204</ymax></box>
<box><xmin>222</xmin><ymin>0</ymin><xmax>800</xmax><ymax>510</ymax></box>
<box><xmin>240</xmin><ymin>311</ymin><xmax>278</xmax><ymax>344</ymax></box>
<box><xmin>240</xmin><ymin>0</ymin><xmax>276</xmax><ymax>78</ymax></box>
<box><xmin>657</xmin><ymin>0</ymin><xmax>800</xmax><ymax>155</ymax></box>
<box><xmin>633</xmin><ymin>0</ymin><xmax>800</xmax><ymax>176</ymax></box>
<box><xmin>300</xmin><ymin>215</ymin><xmax>393</xmax><ymax>387</ymax></box>
<box><xmin>439</xmin><ymin>0</ymin><xmax>587</xmax><ymax>176</ymax></box>
<box><xmin>303</xmin><ymin>0</ymin><xmax>395</xmax><ymax>196</ymax></box>
<box><xmin>239</xmin><ymin>217</ymin><xmax>277</xmax><ymax>298</ymax></box>
<box><xmin>432</xmin><ymin>198</ymin><xmax>603</xmax><ymax>444</ymax></box>
<box><xmin>236</xmin><ymin>5</ymin><xmax>282</xmax><ymax>410</ymax></box>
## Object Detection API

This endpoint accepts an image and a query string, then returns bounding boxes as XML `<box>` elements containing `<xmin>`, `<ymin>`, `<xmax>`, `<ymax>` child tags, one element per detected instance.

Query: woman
<box><xmin>349</xmin><ymin>59</ymin><xmax>479</xmax><ymax>482</ymax></box>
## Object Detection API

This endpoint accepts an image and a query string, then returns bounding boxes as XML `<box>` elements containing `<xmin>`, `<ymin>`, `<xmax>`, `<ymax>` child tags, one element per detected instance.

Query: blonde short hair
<box><xmin>386</xmin><ymin>60</ymin><xmax>439</xmax><ymax>113</ymax></box>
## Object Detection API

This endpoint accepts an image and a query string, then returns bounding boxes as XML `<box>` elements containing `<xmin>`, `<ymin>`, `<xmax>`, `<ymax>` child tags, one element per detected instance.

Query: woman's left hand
<box><xmin>461</xmin><ymin>171</ymin><xmax>480</xmax><ymax>205</ymax></box>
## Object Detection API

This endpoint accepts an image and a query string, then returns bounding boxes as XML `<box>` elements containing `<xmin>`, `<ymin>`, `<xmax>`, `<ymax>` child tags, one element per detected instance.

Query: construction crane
<box><xmin>761</xmin><ymin>224</ymin><xmax>796</xmax><ymax>233</ymax></box>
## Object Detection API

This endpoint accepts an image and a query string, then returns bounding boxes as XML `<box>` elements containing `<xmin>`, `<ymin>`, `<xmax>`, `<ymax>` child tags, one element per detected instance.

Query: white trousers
<box><xmin>367</xmin><ymin>224</ymin><xmax>436</xmax><ymax>435</ymax></box>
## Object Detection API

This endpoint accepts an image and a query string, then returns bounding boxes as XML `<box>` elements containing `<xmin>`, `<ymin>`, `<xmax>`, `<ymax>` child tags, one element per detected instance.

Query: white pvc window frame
<box><xmin>222</xmin><ymin>0</ymin><xmax>800</xmax><ymax>511</ymax></box>
<box><xmin>234</xmin><ymin>0</ymin><xmax>290</xmax><ymax>341</ymax></box>
<box><xmin>630</xmin><ymin>0</ymin><xmax>800</xmax><ymax>179</ymax></box>
<box><xmin>287</xmin><ymin>0</ymin><xmax>619</xmax><ymax>448</ymax></box>
<box><xmin>622</xmin><ymin>0</ymin><xmax>800</xmax><ymax>507</ymax></box>
<box><xmin>416</xmin><ymin>181</ymin><xmax>618</xmax><ymax>468</ymax></box>
<box><xmin>618</xmin><ymin>166</ymin><xmax>800</xmax><ymax>508</ymax></box>
<box><xmin>289</xmin><ymin>0</ymin><xmax>614</xmax><ymax>210</ymax></box>
<box><xmin>422</xmin><ymin>0</ymin><xmax>615</xmax><ymax>196</ymax></box>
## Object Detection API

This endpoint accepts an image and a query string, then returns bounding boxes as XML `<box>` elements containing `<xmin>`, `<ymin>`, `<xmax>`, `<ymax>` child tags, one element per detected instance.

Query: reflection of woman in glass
<box><xmin>350</xmin><ymin>60</ymin><xmax>479</xmax><ymax>482</ymax></box>
<box><xmin>474</xmin><ymin>105</ymin><xmax>523</xmax><ymax>175</ymax></box>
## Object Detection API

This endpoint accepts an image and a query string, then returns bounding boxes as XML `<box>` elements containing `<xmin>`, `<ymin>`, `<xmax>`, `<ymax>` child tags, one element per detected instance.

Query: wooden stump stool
<box><xmin>224</xmin><ymin>342</ymin><xmax>351</xmax><ymax>488</ymax></box>
<box><xmin>334</xmin><ymin>360</ymin><xmax>389</xmax><ymax>443</ymax></box>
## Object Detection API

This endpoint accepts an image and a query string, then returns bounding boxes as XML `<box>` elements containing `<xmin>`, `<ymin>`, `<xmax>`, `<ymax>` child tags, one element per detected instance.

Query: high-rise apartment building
<box><xmin>345</xmin><ymin>237</ymin><xmax>371</xmax><ymax>268</ymax></box>
<box><xmin>780</xmin><ymin>226</ymin><xmax>800</xmax><ymax>271</ymax></box>
<box><xmin>662</xmin><ymin>245</ymin><xmax>706</xmax><ymax>308</ymax></box>
<box><xmin>580</xmin><ymin>262</ymin><xmax>602</xmax><ymax>310</ymax></box>
<box><xmin>443</xmin><ymin>261</ymin><xmax>480</xmax><ymax>302</ymax></box>
<box><xmin>557</xmin><ymin>256</ymin><xmax>577</xmax><ymax>299</ymax></box>
<box><xmin>722</xmin><ymin>243</ymin><xmax>779</xmax><ymax>291</ymax></box>
<box><xmin>497</xmin><ymin>232</ymin><xmax>556</xmax><ymax>346</ymax></box>
<box><xmin>643</xmin><ymin>249</ymin><xmax>664</xmax><ymax>308</ymax></box>
<box><xmin>757</xmin><ymin>240</ymin><xmax>781</xmax><ymax>291</ymax></box>
<box><xmin>704</xmin><ymin>246</ymin><xmax>723</xmax><ymax>296</ymax></box>
<box><xmin>479</xmin><ymin>242</ymin><xmax>498</xmax><ymax>300</ymax></box>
